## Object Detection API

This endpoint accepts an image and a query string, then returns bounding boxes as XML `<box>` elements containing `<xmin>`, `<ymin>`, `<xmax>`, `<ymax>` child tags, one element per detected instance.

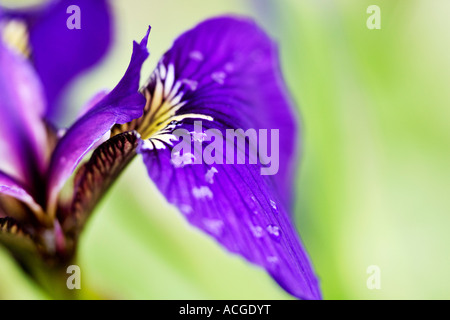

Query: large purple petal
<box><xmin>136</xmin><ymin>17</ymin><xmax>319</xmax><ymax>299</ymax></box>
<box><xmin>138</xmin><ymin>123</ymin><xmax>320</xmax><ymax>299</ymax></box>
<box><xmin>142</xmin><ymin>15</ymin><xmax>298</xmax><ymax>206</ymax></box>
<box><xmin>46</xmin><ymin>28</ymin><xmax>150</xmax><ymax>215</ymax></box>
<box><xmin>0</xmin><ymin>38</ymin><xmax>48</xmax><ymax>184</ymax></box>
<box><xmin>1</xmin><ymin>0</ymin><xmax>113</xmax><ymax>123</ymax></box>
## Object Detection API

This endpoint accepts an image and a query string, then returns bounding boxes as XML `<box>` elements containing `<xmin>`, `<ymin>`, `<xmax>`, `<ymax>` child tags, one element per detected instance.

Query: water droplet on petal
<box><xmin>250</xmin><ymin>225</ymin><xmax>264</xmax><ymax>238</ymax></box>
<box><xmin>203</xmin><ymin>218</ymin><xmax>224</xmax><ymax>236</ymax></box>
<box><xmin>171</xmin><ymin>151</ymin><xmax>196</xmax><ymax>168</ymax></box>
<box><xmin>211</xmin><ymin>71</ymin><xmax>226</xmax><ymax>85</ymax></box>
<box><xmin>224</xmin><ymin>62</ymin><xmax>235</xmax><ymax>72</ymax></box>
<box><xmin>189</xmin><ymin>50</ymin><xmax>204</xmax><ymax>61</ymax></box>
<box><xmin>267</xmin><ymin>256</ymin><xmax>279</xmax><ymax>264</ymax></box>
<box><xmin>192</xmin><ymin>186</ymin><xmax>213</xmax><ymax>200</ymax></box>
<box><xmin>270</xmin><ymin>200</ymin><xmax>278</xmax><ymax>210</ymax></box>
<box><xmin>57</xmin><ymin>128</ymin><xmax>66</xmax><ymax>138</ymax></box>
<box><xmin>205</xmin><ymin>167</ymin><xmax>218</xmax><ymax>184</ymax></box>
<box><xmin>266</xmin><ymin>224</ymin><xmax>281</xmax><ymax>240</ymax></box>
<box><xmin>180</xmin><ymin>204</ymin><xmax>193</xmax><ymax>215</ymax></box>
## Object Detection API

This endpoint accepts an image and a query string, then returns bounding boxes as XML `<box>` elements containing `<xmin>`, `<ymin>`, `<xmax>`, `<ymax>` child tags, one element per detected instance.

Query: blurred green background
<box><xmin>1</xmin><ymin>0</ymin><xmax>450</xmax><ymax>299</ymax></box>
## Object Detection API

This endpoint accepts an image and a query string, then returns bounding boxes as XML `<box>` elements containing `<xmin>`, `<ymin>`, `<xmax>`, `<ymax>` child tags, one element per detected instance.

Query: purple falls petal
<box><xmin>46</xmin><ymin>28</ymin><xmax>150</xmax><ymax>214</ymax></box>
<box><xmin>136</xmin><ymin>17</ymin><xmax>319</xmax><ymax>299</ymax></box>
<box><xmin>145</xmin><ymin>15</ymin><xmax>298</xmax><ymax>206</ymax></box>
<box><xmin>0</xmin><ymin>38</ymin><xmax>48</xmax><ymax>184</ymax></box>
<box><xmin>1</xmin><ymin>0</ymin><xmax>113</xmax><ymax>123</ymax></box>
<box><xmin>138</xmin><ymin>131</ymin><xmax>320</xmax><ymax>300</ymax></box>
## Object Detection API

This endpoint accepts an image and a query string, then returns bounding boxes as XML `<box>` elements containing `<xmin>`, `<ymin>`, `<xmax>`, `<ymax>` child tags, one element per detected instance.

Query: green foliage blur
<box><xmin>0</xmin><ymin>0</ymin><xmax>449</xmax><ymax>299</ymax></box>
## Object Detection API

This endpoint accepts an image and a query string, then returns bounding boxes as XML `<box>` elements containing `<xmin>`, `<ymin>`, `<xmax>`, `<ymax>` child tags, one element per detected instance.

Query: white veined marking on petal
<box><xmin>150</xmin><ymin>133</ymin><xmax>178</xmax><ymax>148</ymax></box>
<box><xmin>171</xmin><ymin>151</ymin><xmax>196</xmax><ymax>168</ymax></box>
<box><xmin>164</xmin><ymin>64</ymin><xmax>175</xmax><ymax>97</ymax></box>
<box><xmin>203</xmin><ymin>218</ymin><xmax>224</xmax><ymax>236</ymax></box>
<box><xmin>150</xmin><ymin>77</ymin><xmax>164</xmax><ymax>114</ymax></box>
<box><xmin>211</xmin><ymin>71</ymin><xmax>226</xmax><ymax>85</ymax></box>
<box><xmin>192</xmin><ymin>186</ymin><xmax>213</xmax><ymax>200</ymax></box>
<box><xmin>205</xmin><ymin>167</ymin><xmax>218</xmax><ymax>184</ymax></box>
<box><xmin>159</xmin><ymin>63</ymin><xmax>167</xmax><ymax>80</ymax></box>
<box><xmin>141</xmin><ymin>63</ymin><xmax>215</xmax><ymax>145</ymax></box>
<box><xmin>189</xmin><ymin>50</ymin><xmax>204</xmax><ymax>61</ymax></box>
<box><xmin>139</xmin><ymin>139</ymin><xmax>155</xmax><ymax>151</ymax></box>
<box><xmin>151</xmin><ymin>139</ymin><xmax>166</xmax><ymax>150</ymax></box>
<box><xmin>166</xmin><ymin>81</ymin><xmax>182</xmax><ymax>101</ymax></box>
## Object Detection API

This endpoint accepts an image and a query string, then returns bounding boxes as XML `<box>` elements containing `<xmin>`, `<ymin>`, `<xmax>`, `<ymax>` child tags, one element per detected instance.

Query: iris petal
<box><xmin>46</xmin><ymin>28</ymin><xmax>150</xmax><ymax>217</ymax></box>
<box><xmin>0</xmin><ymin>0</ymin><xmax>113</xmax><ymax>124</ymax></box>
<box><xmin>0</xmin><ymin>38</ymin><xmax>48</xmax><ymax>185</ymax></box>
<box><xmin>136</xmin><ymin>17</ymin><xmax>320</xmax><ymax>299</ymax></box>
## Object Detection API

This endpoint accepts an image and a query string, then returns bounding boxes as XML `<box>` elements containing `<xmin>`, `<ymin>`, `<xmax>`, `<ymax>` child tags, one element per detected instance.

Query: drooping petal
<box><xmin>0</xmin><ymin>38</ymin><xmax>48</xmax><ymax>184</ymax></box>
<box><xmin>135</xmin><ymin>17</ymin><xmax>320</xmax><ymax>299</ymax></box>
<box><xmin>46</xmin><ymin>28</ymin><xmax>150</xmax><ymax>216</ymax></box>
<box><xmin>0</xmin><ymin>0</ymin><xmax>113</xmax><ymax>123</ymax></box>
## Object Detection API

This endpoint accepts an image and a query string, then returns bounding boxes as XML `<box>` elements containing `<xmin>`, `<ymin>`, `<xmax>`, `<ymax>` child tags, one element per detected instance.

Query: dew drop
<box><xmin>250</xmin><ymin>225</ymin><xmax>264</xmax><ymax>238</ymax></box>
<box><xmin>189</xmin><ymin>50</ymin><xmax>204</xmax><ymax>61</ymax></box>
<box><xmin>266</xmin><ymin>224</ymin><xmax>281</xmax><ymax>239</ymax></box>
<box><xmin>211</xmin><ymin>71</ymin><xmax>226</xmax><ymax>85</ymax></box>
<box><xmin>270</xmin><ymin>200</ymin><xmax>278</xmax><ymax>210</ymax></box>
<box><xmin>192</xmin><ymin>186</ymin><xmax>213</xmax><ymax>199</ymax></box>
<box><xmin>267</xmin><ymin>256</ymin><xmax>279</xmax><ymax>264</ymax></box>
<box><xmin>57</xmin><ymin>128</ymin><xmax>66</xmax><ymax>138</ymax></box>
<box><xmin>171</xmin><ymin>151</ymin><xmax>196</xmax><ymax>168</ymax></box>
<box><xmin>224</xmin><ymin>62</ymin><xmax>235</xmax><ymax>72</ymax></box>
<box><xmin>203</xmin><ymin>218</ymin><xmax>224</xmax><ymax>236</ymax></box>
<box><xmin>179</xmin><ymin>204</ymin><xmax>193</xmax><ymax>215</ymax></box>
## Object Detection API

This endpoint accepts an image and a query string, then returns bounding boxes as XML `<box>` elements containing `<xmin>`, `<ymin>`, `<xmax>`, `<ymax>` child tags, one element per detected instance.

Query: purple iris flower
<box><xmin>0</xmin><ymin>0</ymin><xmax>321</xmax><ymax>300</ymax></box>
